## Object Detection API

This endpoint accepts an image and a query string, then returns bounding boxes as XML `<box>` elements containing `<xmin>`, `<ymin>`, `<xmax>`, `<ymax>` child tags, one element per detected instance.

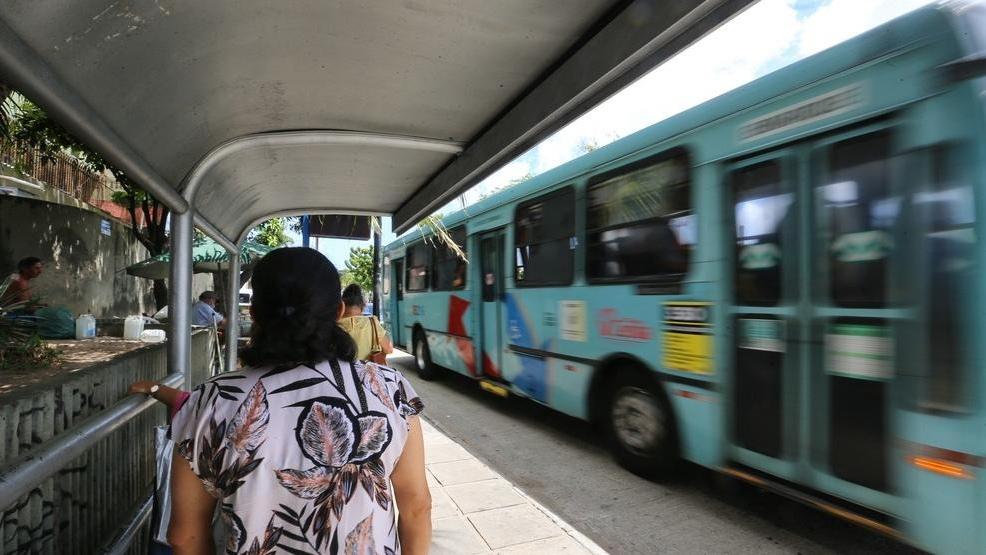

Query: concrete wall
<box><xmin>0</xmin><ymin>330</ymin><xmax>215</xmax><ymax>554</ymax></box>
<box><xmin>0</xmin><ymin>194</ymin><xmax>156</xmax><ymax>317</ymax></box>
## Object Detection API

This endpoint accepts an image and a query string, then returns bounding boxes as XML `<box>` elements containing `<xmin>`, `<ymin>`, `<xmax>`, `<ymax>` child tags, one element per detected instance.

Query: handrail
<box><xmin>104</xmin><ymin>494</ymin><xmax>154</xmax><ymax>555</ymax></box>
<box><xmin>0</xmin><ymin>372</ymin><xmax>184</xmax><ymax>506</ymax></box>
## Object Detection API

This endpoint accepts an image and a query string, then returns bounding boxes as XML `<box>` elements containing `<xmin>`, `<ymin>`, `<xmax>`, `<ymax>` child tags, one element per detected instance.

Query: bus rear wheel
<box><xmin>606</xmin><ymin>372</ymin><xmax>678</xmax><ymax>479</ymax></box>
<box><xmin>412</xmin><ymin>330</ymin><xmax>440</xmax><ymax>381</ymax></box>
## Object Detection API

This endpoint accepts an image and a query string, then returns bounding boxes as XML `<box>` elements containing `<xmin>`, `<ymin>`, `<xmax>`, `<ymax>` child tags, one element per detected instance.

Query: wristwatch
<box><xmin>149</xmin><ymin>384</ymin><xmax>160</xmax><ymax>396</ymax></box>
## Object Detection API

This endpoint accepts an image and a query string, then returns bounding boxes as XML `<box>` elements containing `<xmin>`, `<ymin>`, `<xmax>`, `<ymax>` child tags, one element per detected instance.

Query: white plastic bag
<box><xmin>151</xmin><ymin>426</ymin><xmax>174</xmax><ymax>546</ymax></box>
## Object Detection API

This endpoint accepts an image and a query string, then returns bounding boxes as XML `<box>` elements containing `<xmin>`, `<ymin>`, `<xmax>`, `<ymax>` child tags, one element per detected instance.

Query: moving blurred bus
<box><xmin>381</xmin><ymin>3</ymin><xmax>986</xmax><ymax>551</ymax></box>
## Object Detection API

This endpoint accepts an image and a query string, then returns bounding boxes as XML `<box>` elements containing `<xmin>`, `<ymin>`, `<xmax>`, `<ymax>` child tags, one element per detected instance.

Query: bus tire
<box><xmin>412</xmin><ymin>329</ymin><xmax>440</xmax><ymax>381</ymax></box>
<box><xmin>605</xmin><ymin>371</ymin><xmax>678</xmax><ymax>479</ymax></box>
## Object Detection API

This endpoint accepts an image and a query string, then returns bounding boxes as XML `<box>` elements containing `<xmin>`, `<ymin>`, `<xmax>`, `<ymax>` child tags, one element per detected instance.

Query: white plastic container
<box><xmin>139</xmin><ymin>329</ymin><xmax>166</xmax><ymax>343</ymax></box>
<box><xmin>75</xmin><ymin>314</ymin><xmax>96</xmax><ymax>339</ymax></box>
<box><xmin>123</xmin><ymin>315</ymin><xmax>145</xmax><ymax>340</ymax></box>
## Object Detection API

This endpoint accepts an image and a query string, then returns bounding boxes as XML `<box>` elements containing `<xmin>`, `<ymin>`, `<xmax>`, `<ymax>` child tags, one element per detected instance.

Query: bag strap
<box><xmin>369</xmin><ymin>315</ymin><xmax>381</xmax><ymax>353</ymax></box>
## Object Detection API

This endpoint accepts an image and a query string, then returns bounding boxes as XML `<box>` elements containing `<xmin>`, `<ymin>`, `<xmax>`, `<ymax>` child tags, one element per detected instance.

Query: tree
<box><xmin>0</xmin><ymin>84</ymin><xmax>14</xmax><ymax>140</ymax></box>
<box><xmin>8</xmin><ymin>98</ymin><xmax>173</xmax><ymax>309</ymax></box>
<box><xmin>344</xmin><ymin>246</ymin><xmax>375</xmax><ymax>297</ymax></box>
<box><xmin>248</xmin><ymin>218</ymin><xmax>293</xmax><ymax>248</ymax></box>
<box><xmin>575</xmin><ymin>138</ymin><xmax>599</xmax><ymax>154</ymax></box>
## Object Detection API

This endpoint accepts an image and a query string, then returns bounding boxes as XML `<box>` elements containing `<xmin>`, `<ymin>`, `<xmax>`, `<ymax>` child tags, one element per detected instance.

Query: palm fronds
<box><xmin>418</xmin><ymin>215</ymin><xmax>467</xmax><ymax>262</ymax></box>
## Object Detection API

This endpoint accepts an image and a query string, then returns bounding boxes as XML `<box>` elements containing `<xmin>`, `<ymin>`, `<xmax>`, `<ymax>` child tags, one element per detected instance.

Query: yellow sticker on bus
<box><xmin>662</xmin><ymin>302</ymin><xmax>713</xmax><ymax>374</ymax></box>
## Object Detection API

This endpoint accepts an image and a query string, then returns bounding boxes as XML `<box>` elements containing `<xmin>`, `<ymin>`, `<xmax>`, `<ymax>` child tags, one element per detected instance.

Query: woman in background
<box><xmin>338</xmin><ymin>283</ymin><xmax>394</xmax><ymax>363</ymax></box>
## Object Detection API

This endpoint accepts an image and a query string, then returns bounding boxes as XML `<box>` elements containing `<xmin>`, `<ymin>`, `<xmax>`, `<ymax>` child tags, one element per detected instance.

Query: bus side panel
<box><xmin>666</xmin><ymin>384</ymin><xmax>724</xmax><ymax>467</ymax></box>
<box><xmin>409</xmin><ymin>291</ymin><xmax>476</xmax><ymax>377</ymax></box>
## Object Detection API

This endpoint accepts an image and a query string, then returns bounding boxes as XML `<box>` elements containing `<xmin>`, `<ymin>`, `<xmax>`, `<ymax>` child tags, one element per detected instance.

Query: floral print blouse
<box><xmin>171</xmin><ymin>359</ymin><xmax>424</xmax><ymax>554</ymax></box>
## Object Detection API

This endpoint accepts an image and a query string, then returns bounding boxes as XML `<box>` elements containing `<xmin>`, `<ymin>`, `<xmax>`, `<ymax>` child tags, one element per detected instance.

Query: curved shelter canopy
<box><xmin>0</xmin><ymin>0</ymin><xmax>752</xmax><ymax>240</ymax></box>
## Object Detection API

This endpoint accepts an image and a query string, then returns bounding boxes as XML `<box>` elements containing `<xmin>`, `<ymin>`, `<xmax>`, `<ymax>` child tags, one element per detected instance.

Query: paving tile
<box><xmin>467</xmin><ymin>504</ymin><xmax>563</xmax><ymax>550</ymax></box>
<box><xmin>425</xmin><ymin>441</ymin><xmax>473</xmax><ymax>464</ymax></box>
<box><xmin>430</xmin><ymin>484</ymin><xmax>460</xmax><ymax>519</ymax></box>
<box><xmin>496</xmin><ymin>534</ymin><xmax>594</xmax><ymax>554</ymax></box>
<box><xmin>445</xmin><ymin>478</ymin><xmax>526</xmax><ymax>514</ymax></box>
<box><xmin>420</xmin><ymin>420</ymin><xmax>455</xmax><ymax>445</ymax></box>
<box><xmin>428</xmin><ymin>458</ymin><xmax>498</xmax><ymax>486</ymax></box>
<box><xmin>431</xmin><ymin>516</ymin><xmax>491</xmax><ymax>554</ymax></box>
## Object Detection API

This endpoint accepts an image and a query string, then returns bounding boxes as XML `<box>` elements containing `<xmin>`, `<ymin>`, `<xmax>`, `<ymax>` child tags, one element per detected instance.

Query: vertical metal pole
<box><xmin>225</xmin><ymin>250</ymin><xmax>241</xmax><ymax>373</ymax></box>
<box><xmin>372</xmin><ymin>217</ymin><xmax>381</xmax><ymax>317</ymax></box>
<box><xmin>168</xmin><ymin>210</ymin><xmax>194</xmax><ymax>386</ymax></box>
<box><xmin>301</xmin><ymin>215</ymin><xmax>311</xmax><ymax>247</ymax></box>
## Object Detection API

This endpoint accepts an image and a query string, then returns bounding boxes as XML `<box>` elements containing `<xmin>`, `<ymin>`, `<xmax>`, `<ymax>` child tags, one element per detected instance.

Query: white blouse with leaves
<box><xmin>171</xmin><ymin>359</ymin><xmax>424</xmax><ymax>555</ymax></box>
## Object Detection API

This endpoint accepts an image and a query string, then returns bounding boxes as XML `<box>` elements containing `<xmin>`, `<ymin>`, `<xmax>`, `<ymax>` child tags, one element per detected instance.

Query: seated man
<box><xmin>2</xmin><ymin>257</ymin><xmax>44</xmax><ymax>311</ymax></box>
<box><xmin>192</xmin><ymin>291</ymin><xmax>225</xmax><ymax>327</ymax></box>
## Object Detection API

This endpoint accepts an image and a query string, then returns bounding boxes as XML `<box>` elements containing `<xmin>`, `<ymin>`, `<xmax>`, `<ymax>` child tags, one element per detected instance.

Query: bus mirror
<box><xmin>939</xmin><ymin>54</ymin><xmax>986</xmax><ymax>83</ymax></box>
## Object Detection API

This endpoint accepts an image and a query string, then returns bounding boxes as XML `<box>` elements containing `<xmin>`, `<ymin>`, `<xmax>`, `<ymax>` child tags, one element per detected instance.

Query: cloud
<box><xmin>798</xmin><ymin>0</ymin><xmax>935</xmax><ymax>57</ymax></box>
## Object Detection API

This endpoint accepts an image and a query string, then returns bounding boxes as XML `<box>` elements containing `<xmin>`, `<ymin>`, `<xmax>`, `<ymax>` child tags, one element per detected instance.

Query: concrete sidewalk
<box><xmin>421</xmin><ymin>417</ymin><xmax>607</xmax><ymax>554</ymax></box>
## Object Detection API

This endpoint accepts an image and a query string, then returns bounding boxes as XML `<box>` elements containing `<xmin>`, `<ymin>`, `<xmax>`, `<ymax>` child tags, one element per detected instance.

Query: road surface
<box><xmin>388</xmin><ymin>351</ymin><xmax>921</xmax><ymax>554</ymax></box>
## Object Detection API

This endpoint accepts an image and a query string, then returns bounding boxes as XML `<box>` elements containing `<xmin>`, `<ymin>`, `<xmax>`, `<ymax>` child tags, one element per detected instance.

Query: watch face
<box><xmin>150</xmin><ymin>384</ymin><xmax>160</xmax><ymax>394</ymax></box>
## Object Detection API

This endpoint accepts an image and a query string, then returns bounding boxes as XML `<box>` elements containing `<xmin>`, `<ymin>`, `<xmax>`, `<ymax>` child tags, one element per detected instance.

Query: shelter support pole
<box><xmin>302</xmin><ymin>215</ymin><xmax>311</xmax><ymax>248</ymax></box>
<box><xmin>372</xmin><ymin>219</ymin><xmax>381</xmax><ymax>318</ymax></box>
<box><xmin>225</xmin><ymin>251</ymin><xmax>241</xmax><ymax>373</ymax></box>
<box><xmin>169</xmin><ymin>210</ymin><xmax>194</xmax><ymax>385</ymax></box>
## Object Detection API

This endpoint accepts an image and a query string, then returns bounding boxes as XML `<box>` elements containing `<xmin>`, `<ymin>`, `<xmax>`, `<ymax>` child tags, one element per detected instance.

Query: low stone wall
<box><xmin>0</xmin><ymin>329</ymin><xmax>215</xmax><ymax>554</ymax></box>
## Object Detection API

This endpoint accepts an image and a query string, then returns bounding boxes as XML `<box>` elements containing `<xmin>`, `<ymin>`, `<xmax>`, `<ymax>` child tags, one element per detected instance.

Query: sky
<box><xmin>290</xmin><ymin>0</ymin><xmax>935</xmax><ymax>269</ymax></box>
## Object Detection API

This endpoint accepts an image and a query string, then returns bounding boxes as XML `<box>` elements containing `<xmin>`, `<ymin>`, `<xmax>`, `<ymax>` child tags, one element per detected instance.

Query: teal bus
<box><xmin>381</xmin><ymin>3</ymin><xmax>986</xmax><ymax>551</ymax></box>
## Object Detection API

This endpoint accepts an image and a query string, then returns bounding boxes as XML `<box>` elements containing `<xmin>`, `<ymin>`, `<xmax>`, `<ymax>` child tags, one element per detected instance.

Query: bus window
<box><xmin>914</xmin><ymin>146</ymin><xmax>976</xmax><ymax>409</ymax></box>
<box><xmin>732</xmin><ymin>161</ymin><xmax>791</xmax><ymax>305</ymax></box>
<box><xmin>431</xmin><ymin>226</ymin><xmax>467</xmax><ymax>290</ymax></box>
<box><xmin>586</xmin><ymin>151</ymin><xmax>693</xmax><ymax>282</ymax></box>
<box><xmin>406</xmin><ymin>243</ymin><xmax>429</xmax><ymax>291</ymax></box>
<box><xmin>514</xmin><ymin>187</ymin><xmax>575</xmax><ymax>286</ymax></box>
<box><xmin>818</xmin><ymin>132</ymin><xmax>899</xmax><ymax>307</ymax></box>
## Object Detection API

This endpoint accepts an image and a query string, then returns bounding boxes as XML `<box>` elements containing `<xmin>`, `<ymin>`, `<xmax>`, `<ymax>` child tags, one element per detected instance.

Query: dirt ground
<box><xmin>0</xmin><ymin>338</ymin><xmax>150</xmax><ymax>396</ymax></box>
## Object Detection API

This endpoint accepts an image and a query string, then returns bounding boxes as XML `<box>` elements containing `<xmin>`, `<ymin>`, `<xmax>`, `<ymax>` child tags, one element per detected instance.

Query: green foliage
<box><xmin>575</xmin><ymin>138</ymin><xmax>599</xmax><ymax>154</ymax></box>
<box><xmin>248</xmin><ymin>218</ymin><xmax>293</xmax><ymax>248</ymax></box>
<box><xmin>417</xmin><ymin>214</ymin><xmax>466</xmax><ymax>261</ymax></box>
<box><xmin>344</xmin><ymin>246</ymin><xmax>375</xmax><ymax>296</ymax></box>
<box><xmin>0</xmin><ymin>85</ymin><xmax>15</xmax><ymax>141</ymax></box>
<box><xmin>0</xmin><ymin>279</ymin><xmax>61</xmax><ymax>371</ymax></box>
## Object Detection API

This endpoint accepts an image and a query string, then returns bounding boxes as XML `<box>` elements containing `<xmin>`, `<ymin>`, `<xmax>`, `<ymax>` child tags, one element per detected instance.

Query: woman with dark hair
<box><xmin>167</xmin><ymin>248</ymin><xmax>431</xmax><ymax>554</ymax></box>
<box><xmin>339</xmin><ymin>284</ymin><xmax>394</xmax><ymax>362</ymax></box>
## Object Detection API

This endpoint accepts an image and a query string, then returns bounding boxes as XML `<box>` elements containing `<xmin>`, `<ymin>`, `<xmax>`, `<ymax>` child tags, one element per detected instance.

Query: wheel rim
<box><xmin>415</xmin><ymin>338</ymin><xmax>427</xmax><ymax>369</ymax></box>
<box><xmin>611</xmin><ymin>386</ymin><xmax>665</xmax><ymax>455</ymax></box>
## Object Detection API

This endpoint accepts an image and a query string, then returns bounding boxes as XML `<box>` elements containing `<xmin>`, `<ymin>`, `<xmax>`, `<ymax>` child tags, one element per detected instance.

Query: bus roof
<box><xmin>386</xmin><ymin>3</ymin><xmax>964</xmax><ymax>251</ymax></box>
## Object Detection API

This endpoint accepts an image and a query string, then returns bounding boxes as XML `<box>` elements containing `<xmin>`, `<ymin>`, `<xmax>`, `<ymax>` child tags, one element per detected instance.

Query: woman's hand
<box><xmin>129</xmin><ymin>380</ymin><xmax>158</xmax><ymax>395</ymax></box>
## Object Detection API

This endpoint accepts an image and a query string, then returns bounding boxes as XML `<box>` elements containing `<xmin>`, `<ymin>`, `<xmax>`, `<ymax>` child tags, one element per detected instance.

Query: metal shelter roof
<box><xmin>0</xmin><ymin>0</ymin><xmax>752</xmax><ymax>240</ymax></box>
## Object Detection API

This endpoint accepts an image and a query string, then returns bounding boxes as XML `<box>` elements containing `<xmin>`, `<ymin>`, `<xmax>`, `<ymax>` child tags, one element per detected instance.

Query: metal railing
<box><xmin>0</xmin><ymin>139</ymin><xmax>116</xmax><ymax>205</ymax></box>
<box><xmin>0</xmin><ymin>373</ymin><xmax>183</xmax><ymax>504</ymax></box>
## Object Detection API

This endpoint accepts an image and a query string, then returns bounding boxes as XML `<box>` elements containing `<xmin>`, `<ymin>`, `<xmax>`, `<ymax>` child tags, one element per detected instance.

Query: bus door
<box><xmin>727</xmin><ymin>148</ymin><xmax>800</xmax><ymax>480</ymax></box>
<box><xmin>391</xmin><ymin>258</ymin><xmax>404</xmax><ymax>347</ymax></box>
<box><xmin>479</xmin><ymin>229</ymin><xmax>505</xmax><ymax>379</ymax></box>
<box><xmin>728</xmin><ymin>125</ymin><xmax>912</xmax><ymax>508</ymax></box>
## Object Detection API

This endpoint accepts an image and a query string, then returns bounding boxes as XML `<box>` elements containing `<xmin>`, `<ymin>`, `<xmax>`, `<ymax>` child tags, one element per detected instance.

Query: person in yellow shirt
<box><xmin>338</xmin><ymin>284</ymin><xmax>394</xmax><ymax>362</ymax></box>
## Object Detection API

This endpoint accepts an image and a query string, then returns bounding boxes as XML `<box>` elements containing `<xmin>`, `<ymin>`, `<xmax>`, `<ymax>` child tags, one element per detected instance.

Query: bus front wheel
<box><xmin>412</xmin><ymin>330</ymin><xmax>439</xmax><ymax>380</ymax></box>
<box><xmin>606</xmin><ymin>372</ymin><xmax>678</xmax><ymax>479</ymax></box>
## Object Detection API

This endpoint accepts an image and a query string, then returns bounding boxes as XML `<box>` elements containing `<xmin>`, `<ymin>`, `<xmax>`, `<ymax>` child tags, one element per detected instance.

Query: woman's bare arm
<box><xmin>168</xmin><ymin>453</ymin><xmax>217</xmax><ymax>554</ymax></box>
<box><xmin>129</xmin><ymin>381</ymin><xmax>183</xmax><ymax>412</ymax></box>
<box><xmin>391</xmin><ymin>416</ymin><xmax>431</xmax><ymax>554</ymax></box>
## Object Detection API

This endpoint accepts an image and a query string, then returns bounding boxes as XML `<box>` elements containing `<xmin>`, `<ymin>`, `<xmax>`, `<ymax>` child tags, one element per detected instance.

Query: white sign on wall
<box><xmin>559</xmin><ymin>300</ymin><xmax>587</xmax><ymax>342</ymax></box>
